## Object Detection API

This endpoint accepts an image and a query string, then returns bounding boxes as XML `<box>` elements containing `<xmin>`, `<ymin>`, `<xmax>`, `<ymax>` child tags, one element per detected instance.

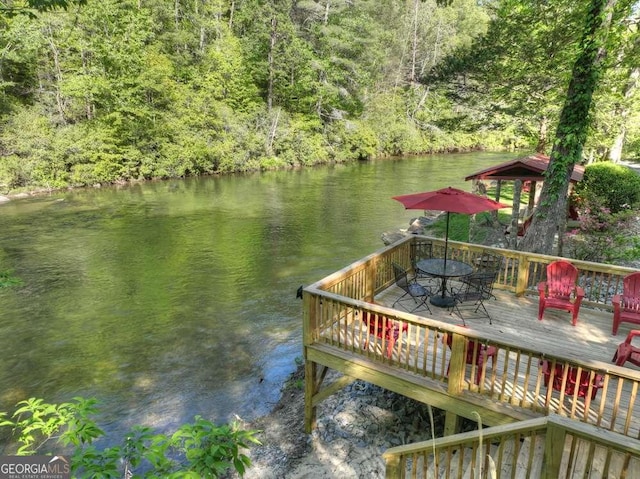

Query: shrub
<box><xmin>574</xmin><ymin>162</ymin><xmax>640</xmax><ymax>214</ymax></box>
<box><xmin>0</xmin><ymin>397</ymin><xmax>261</xmax><ymax>478</ymax></box>
<box><xmin>341</xmin><ymin>121</ymin><xmax>380</xmax><ymax>160</ymax></box>
<box><xmin>563</xmin><ymin>195</ymin><xmax>639</xmax><ymax>263</ymax></box>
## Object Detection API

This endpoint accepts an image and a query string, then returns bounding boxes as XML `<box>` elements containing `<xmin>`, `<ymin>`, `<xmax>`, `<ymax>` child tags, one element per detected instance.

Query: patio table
<box><xmin>417</xmin><ymin>258</ymin><xmax>473</xmax><ymax>307</ymax></box>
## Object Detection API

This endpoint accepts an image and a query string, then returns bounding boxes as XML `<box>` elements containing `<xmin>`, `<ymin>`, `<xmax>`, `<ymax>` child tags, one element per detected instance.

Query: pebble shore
<box><xmin>233</xmin><ymin>368</ymin><xmax>476</xmax><ymax>478</ymax></box>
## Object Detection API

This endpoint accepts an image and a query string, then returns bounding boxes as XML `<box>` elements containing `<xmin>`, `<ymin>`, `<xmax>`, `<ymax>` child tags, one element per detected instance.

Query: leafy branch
<box><xmin>0</xmin><ymin>397</ymin><xmax>261</xmax><ymax>477</ymax></box>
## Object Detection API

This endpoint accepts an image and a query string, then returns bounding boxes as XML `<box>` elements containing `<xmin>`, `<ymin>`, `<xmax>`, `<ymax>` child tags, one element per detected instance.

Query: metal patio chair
<box><xmin>450</xmin><ymin>270</ymin><xmax>497</xmax><ymax>325</ymax></box>
<box><xmin>392</xmin><ymin>262</ymin><xmax>432</xmax><ymax>314</ymax></box>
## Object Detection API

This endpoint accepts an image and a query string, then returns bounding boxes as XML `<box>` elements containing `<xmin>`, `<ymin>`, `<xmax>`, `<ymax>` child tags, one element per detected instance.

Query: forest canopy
<box><xmin>0</xmin><ymin>0</ymin><xmax>638</xmax><ymax>192</ymax></box>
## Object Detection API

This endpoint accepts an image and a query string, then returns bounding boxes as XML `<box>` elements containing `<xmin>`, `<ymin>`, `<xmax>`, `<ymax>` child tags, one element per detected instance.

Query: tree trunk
<box><xmin>609</xmin><ymin>66</ymin><xmax>639</xmax><ymax>162</ymax></box>
<box><xmin>81</xmin><ymin>49</ymin><xmax>93</xmax><ymax>120</ymax></box>
<box><xmin>228</xmin><ymin>0</ymin><xmax>235</xmax><ymax>28</ymax></box>
<box><xmin>266</xmin><ymin>108</ymin><xmax>280</xmax><ymax>155</ymax></box>
<box><xmin>45</xmin><ymin>26</ymin><xmax>67</xmax><ymax>125</ymax></box>
<box><xmin>409</xmin><ymin>0</ymin><xmax>419</xmax><ymax>83</ymax></box>
<box><xmin>520</xmin><ymin>0</ymin><xmax>622</xmax><ymax>255</ymax></box>
<box><xmin>535</xmin><ymin>116</ymin><xmax>548</xmax><ymax>153</ymax></box>
<box><xmin>267</xmin><ymin>16</ymin><xmax>277</xmax><ymax>112</ymax></box>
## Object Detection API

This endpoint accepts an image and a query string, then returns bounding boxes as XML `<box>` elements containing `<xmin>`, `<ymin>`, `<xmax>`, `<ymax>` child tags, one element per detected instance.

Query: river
<box><xmin>0</xmin><ymin>151</ymin><xmax>521</xmax><ymax>443</ymax></box>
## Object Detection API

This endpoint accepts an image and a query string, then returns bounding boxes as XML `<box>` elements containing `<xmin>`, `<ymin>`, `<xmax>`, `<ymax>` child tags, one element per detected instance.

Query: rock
<box><xmin>0</xmin><ymin>196</ymin><xmax>9</xmax><ymax>203</ymax></box>
<box><xmin>382</xmin><ymin>216</ymin><xmax>438</xmax><ymax>245</ymax></box>
<box><xmin>408</xmin><ymin>216</ymin><xmax>435</xmax><ymax>233</ymax></box>
<box><xmin>380</xmin><ymin>230</ymin><xmax>408</xmax><ymax>245</ymax></box>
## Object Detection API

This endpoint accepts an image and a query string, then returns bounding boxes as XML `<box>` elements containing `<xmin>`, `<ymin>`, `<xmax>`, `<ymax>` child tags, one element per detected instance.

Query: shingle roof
<box><xmin>464</xmin><ymin>153</ymin><xmax>584</xmax><ymax>183</ymax></box>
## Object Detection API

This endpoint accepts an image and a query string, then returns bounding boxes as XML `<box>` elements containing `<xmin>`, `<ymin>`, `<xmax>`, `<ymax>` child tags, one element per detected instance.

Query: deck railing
<box><xmin>318</xmin><ymin>235</ymin><xmax>637</xmax><ymax>307</ymax></box>
<box><xmin>382</xmin><ymin>414</ymin><xmax>640</xmax><ymax>479</ymax></box>
<box><xmin>305</xmin><ymin>235</ymin><xmax>640</xmax><ymax>439</ymax></box>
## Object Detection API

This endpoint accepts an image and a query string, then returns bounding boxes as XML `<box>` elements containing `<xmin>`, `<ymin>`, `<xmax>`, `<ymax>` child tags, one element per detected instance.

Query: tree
<box><xmin>597</xmin><ymin>24</ymin><xmax>640</xmax><ymax>162</ymax></box>
<box><xmin>0</xmin><ymin>0</ymin><xmax>86</xmax><ymax>17</ymax></box>
<box><xmin>520</xmin><ymin>0</ymin><xmax>637</xmax><ymax>255</ymax></box>
<box><xmin>426</xmin><ymin>0</ymin><xmax>586</xmax><ymax>152</ymax></box>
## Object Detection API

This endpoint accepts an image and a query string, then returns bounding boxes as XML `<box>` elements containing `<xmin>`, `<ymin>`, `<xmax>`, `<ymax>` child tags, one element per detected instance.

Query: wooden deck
<box><xmin>303</xmin><ymin>236</ymin><xmax>640</xmax><ymax>477</ymax></box>
<box><xmin>312</xmin><ymin>282</ymin><xmax>640</xmax><ymax>438</ymax></box>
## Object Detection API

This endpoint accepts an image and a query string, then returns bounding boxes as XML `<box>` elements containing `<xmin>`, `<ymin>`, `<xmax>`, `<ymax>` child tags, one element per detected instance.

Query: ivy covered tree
<box><xmin>520</xmin><ymin>0</ymin><xmax>638</xmax><ymax>255</ymax></box>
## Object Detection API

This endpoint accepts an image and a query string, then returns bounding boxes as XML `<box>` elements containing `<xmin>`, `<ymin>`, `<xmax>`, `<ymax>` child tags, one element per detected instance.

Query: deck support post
<box><xmin>304</xmin><ymin>357</ymin><xmax>317</xmax><ymax>433</ymax></box>
<box><xmin>444</xmin><ymin>411</ymin><xmax>462</xmax><ymax>437</ymax></box>
<box><xmin>384</xmin><ymin>454</ymin><xmax>402</xmax><ymax>479</ymax></box>
<box><xmin>303</xmin><ymin>291</ymin><xmax>318</xmax><ymax>433</ymax></box>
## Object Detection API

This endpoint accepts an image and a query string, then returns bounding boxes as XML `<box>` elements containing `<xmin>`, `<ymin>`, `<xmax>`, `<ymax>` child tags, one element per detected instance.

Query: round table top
<box><xmin>416</xmin><ymin>258</ymin><xmax>474</xmax><ymax>278</ymax></box>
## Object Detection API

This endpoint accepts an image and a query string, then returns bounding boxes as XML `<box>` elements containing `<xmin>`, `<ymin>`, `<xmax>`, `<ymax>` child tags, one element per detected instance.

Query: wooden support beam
<box><xmin>304</xmin><ymin>356</ymin><xmax>317</xmax><ymax>433</ymax></box>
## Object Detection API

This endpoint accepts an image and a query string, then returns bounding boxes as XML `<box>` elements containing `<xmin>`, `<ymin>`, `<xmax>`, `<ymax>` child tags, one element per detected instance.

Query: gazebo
<box><xmin>464</xmin><ymin>153</ymin><xmax>584</xmax><ymax>247</ymax></box>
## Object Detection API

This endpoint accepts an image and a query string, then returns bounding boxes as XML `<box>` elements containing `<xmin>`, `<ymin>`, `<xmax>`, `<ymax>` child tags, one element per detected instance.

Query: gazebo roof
<box><xmin>465</xmin><ymin>153</ymin><xmax>584</xmax><ymax>183</ymax></box>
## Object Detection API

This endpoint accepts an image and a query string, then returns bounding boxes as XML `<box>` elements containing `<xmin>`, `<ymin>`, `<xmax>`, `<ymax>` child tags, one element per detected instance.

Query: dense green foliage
<box><xmin>0</xmin><ymin>0</ymin><xmax>87</xmax><ymax>17</ymax></box>
<box><xmin>0</xmin><ymin>0</ymin><xmax>496</xmax><ymax>192</ymax></box>
<box><xmin>0</xmin><ymin>0</ymin><xmax>638</xmax><ymax>194</ymax></box>
<box><xmin>0</xmin><ymin>397</ymin><xmax>260</xmax><ymax>477</ymax></box>
<box><xmin>575</xmin><ymin>162</ymin><xmax>640</xmax><ymax>213</ymax></box>
<box><xmin>564</xmin><ymin>195</ymin><xmax>640</xmax><ymax>263</ymax></box>
<box><xmin>515</xmin><ymin>0</ymin><xmax>638</xmax><ymax>254</ymax></box>
<box><xmin>565</xmin><ymin>162</ymin><xmax>640</xmax><ymax>262</ymax></box>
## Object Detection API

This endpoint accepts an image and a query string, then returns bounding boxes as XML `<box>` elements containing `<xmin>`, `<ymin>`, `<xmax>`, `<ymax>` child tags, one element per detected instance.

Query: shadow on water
<box><xmin>0</xmin><ymin>151</ymin><xmax>522</xmax><ymax>444</ymax></box>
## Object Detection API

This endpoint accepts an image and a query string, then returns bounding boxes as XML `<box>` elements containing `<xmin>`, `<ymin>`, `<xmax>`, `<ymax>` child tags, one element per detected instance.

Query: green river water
<box><xmin>0</xmin><ymin>151</ymin><xmax>521</xmax><ymax>442</ymax></box>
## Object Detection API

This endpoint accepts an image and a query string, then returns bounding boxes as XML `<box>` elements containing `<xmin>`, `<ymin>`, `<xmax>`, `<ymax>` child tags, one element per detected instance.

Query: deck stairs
<box><xmin>406</xmin><ymin>433</ymin><xmax>640</xmax><ymax>478</ymax></box>
<box><xmin>384</xmin><ymin>415</ymin><xmax>640</xmax><ymax>478</ymax></box>
<box><xmin>421</xmin><ymin>434</ymin><xmax>545</xmax><ymax>479</ymax></box>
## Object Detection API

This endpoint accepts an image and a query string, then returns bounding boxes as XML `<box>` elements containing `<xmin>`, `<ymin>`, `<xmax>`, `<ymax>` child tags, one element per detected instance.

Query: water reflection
<box><xmin>0</xmin><ymin>152</ymin><xmax>521</xmax><ymax>442</ymax></box>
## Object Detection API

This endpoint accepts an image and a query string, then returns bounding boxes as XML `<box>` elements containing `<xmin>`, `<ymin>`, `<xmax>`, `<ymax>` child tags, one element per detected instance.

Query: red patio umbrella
<box><xmin>392</xmin><ymin>186</ymin><xmax>507</xmax><ymax>269</ymax></box>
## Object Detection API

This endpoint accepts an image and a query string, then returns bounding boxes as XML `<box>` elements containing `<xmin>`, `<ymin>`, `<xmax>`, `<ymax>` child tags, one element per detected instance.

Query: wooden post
<box><xmin>515</xmin><ymin>253</ymin><xmax>530</xmax><ymax>297</ymax></box>
<box><xmin>508</xmin><ymin>179</ymin><xmax>523</xmax><ymax>250</ymax></box>
<box><xmin>303</xmin><ymin>293</ymin><xmax>317</xmax><ymax>433</ymax></box>
<box><xmin>304</xmin><ymin>358</ymin><xmax>317</xmax><ymax>433</ymax></box>
<box><xmin>528</xmin><ymin>181</ymin><xmax>537</xmax><ymax>212</ymax></box>
<box><xmin>444</xmin><ymin>333</ymin><xmax>466</xmax><ymax>436</ymax></box>
<box><xmin>384</xmin><ymin>454</ymin><xmax>402</xmax><ymax>479</ymax></box>
<box><xmin>490</xmin><ymin>180</ymin><xmax>502</xmax><ymax>225</ymax></box>
<box><xmin>541</xmin><ymin>419</ymin><xmax>567</xmax><ymax>478</ymax></box>
<box><xmin>366</xmin><ymin>256</ymin><xmax>377</xmax><ymax>302</ymax></box>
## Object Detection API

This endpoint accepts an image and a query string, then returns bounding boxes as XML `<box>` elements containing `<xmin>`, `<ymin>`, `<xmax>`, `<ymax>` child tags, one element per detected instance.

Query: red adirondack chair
<box><xmin>612</xmin><ymin>330</ymin><xmax>640</xmax><ymax>368</ymax></box>
<box><xmin>443</xmin><ymin>333</ymin><xmax>497</xmax><ymax>385</ymax></box>
<box><xmin>361</xmin><ymin>310</ymin><xmax>407</xmax><ymax>358</ymax></box>
<box><xmin>541</xmin><ymin>360</ymin><xmax>604</xmax><ymax>400</ymax></box>
<box><xmin>612</xmin><ymin>272</ymin><xmax>640</xmax><ymax>335</ymax></box>
<box><xmin>537</xmin><ymin>260</ymin><xmax>584</xmax><ymax>326</ymax></box>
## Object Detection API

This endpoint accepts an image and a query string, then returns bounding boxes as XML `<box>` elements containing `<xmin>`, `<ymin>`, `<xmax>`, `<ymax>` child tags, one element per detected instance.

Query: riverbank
<box><xmin>231</xmin><ymin>365</ymin><xmax>476</xmax><ymax>478</ymax></box>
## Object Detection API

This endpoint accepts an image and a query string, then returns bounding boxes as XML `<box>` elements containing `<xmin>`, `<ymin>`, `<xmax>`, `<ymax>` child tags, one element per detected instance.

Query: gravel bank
<box><xmin>230</xmin><ymin>367</ymin><xmax>476</xmax><ymax>478</ymax></box>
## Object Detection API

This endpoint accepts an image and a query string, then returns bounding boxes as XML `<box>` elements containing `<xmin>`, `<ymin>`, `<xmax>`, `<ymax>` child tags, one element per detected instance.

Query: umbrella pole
<box><xmin>442</xmin><ymin>212</ymin><xmax>450</xmax><ymax>299</ymax></box>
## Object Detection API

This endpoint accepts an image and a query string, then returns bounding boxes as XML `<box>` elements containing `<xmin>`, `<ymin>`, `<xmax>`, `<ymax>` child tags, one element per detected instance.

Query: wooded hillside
<box><xmin>0</xmin><ymin>0</ymin><xmax>638</xmax><ymax>192</ymax></box>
